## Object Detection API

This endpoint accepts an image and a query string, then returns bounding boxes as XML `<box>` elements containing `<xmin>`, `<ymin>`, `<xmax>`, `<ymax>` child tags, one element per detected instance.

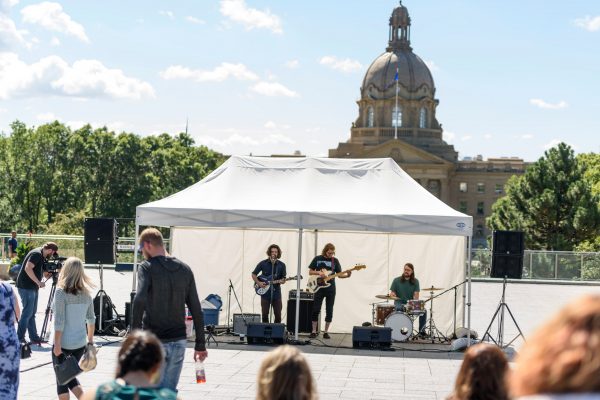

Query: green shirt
<box><xmin>390</xmin><ymin>277</ymin><xmax>420</xmax><ymax>308</ymax></box>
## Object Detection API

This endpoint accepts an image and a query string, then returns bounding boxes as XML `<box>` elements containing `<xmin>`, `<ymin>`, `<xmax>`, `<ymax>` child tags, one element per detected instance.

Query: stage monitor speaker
<box><xmin>352</xmin><ymin>326</ymin><xmax>392</xmax><ymax>349</ymax></box>
<box><xmin>233</xmin><ymin>313</ymin><xmax>261</xmax><ymax>335</ymax></box>
<box><xmin>246</xmin><ymin>323</ymin><xmax>287</xmax><ymax>345</ymax></box>
<box><xmin>84</xmin><ymin>218</ymin><xmax>117</xmax><ymax>264</ymax></box>
<box><xmin>286</xmin><ymin>299</ymin><xmax>313</xmax><ymax>333</ymax></box>
<box><xmin>491</xmin><ymin>255</ymin><xmax>523</xmax><ymax>279</ymax></box>
<box><xmin>493</xmin><ymin>230</ymin><xmax>524</xmax><ymax>256</ymax></box>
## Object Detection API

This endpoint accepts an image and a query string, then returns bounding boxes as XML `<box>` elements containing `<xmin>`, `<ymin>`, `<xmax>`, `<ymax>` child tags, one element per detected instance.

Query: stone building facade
<box><xmin>329</xmin><ymin>2</ymin><xmax>527</xmax><ymax>247</ymax></box>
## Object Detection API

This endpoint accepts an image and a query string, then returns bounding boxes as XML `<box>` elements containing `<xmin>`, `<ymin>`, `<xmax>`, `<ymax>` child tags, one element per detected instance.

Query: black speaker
<box><xmin>84</xmin><ymin>218</ymin><xmax>117</xmax><ymax>264</ymax></box>
<box><xmin>286</xmin><ymin>299</ymin><xmax>313</xmax><ymax>333</ymax></box>
<box><xmin>246</xmin><ymin>323</ymin><xmax>287</xmax><ymax>345</ymax></box>
<box><xmin>493</xmin><ymin>230</ymin><xmax>524</xmax><ymax>256</ymax></box>
<box><xmin>491</xmin><ymin>255</ymin><xmax>523</xmax><ymax>279</ymax></box>
<box><xmin>352</xmin><ymin>326</ymin><xmax>392</xmax><ymax>349</ymax></box>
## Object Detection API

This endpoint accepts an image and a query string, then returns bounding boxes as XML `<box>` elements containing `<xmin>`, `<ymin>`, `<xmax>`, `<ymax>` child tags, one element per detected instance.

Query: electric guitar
<box><xmin>254</xmin><ymin>275</ymin><xmax>301</xmax><ymax>296</ymax></box>
<box><xmin>306</xmin><ymin>264</ymin><xmax>366</xmax><ymax>293</ymax></box>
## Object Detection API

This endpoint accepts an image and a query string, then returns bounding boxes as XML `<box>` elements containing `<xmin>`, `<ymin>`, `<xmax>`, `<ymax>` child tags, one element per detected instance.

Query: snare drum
<box><xmin>375</xmin><ymin>304</ymin><xmax>395</xmax><ymax>325</ymax></box>
<box><xmin>406</xmin><ymin>299</ymin><xmax>425</xmax><ymax>314</ymax></box>
<box><xmin>384</xmin><ymin>312</ymin><xmax>413</xmax><ymax>342</ymax></box>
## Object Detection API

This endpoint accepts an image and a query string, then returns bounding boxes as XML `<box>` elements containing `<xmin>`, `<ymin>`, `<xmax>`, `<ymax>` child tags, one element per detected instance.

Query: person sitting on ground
<box><xmin>257</xmin><ymin>345</ymin><xmax>317</xmax><ymax>400</ymax></box>
<box><xmin>510</xmin><ymin>294</ymin><xmax>600</xmax><ymax>399</ymax></box>
<box><xmin>446</xmin><ymin>342</ymin><xmax>509</xmax><ymax>400</ymax></box>
<box><xmin>83</xmin><ymin>330</ymin><xmax>179</xmax><ymax>400</ymax></box>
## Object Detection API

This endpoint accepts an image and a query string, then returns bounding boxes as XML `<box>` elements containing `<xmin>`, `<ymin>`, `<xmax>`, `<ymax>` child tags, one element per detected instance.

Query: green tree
<box><xmin>488</xmin><ymin>143</ymin><xmax>600</xmax><ymax>250</ymax></box>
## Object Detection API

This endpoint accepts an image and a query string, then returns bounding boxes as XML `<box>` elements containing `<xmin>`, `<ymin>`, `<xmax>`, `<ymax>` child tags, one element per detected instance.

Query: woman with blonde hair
<box><xmin>447</xmin><ymin>342</ymin><xmax>509</xmax><ymax>400</ymax></box>
<box><xmin>52</xmin><ymin>257</ymin><xmax>96</xmax><ymax>400</ymax></box>
<box><xmin>257</xmin><ymin>345</ymin><xmax>317</xmax><ymax>400</ymax></box>
<box><xmin>510</xmin><ymin>294</ymin><xmax>600</xmax><ymax>399</ymax></box>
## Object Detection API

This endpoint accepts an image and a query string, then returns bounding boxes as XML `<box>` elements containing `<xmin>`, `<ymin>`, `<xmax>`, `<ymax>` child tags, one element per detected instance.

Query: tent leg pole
<box><xmin>466</xmin><ymin>235</ymin><xmax>473</xmax><ymax>346</ymax></box>
<box><xmin>295</xmin><ymin>228</ymin><xmax>303</xmax><ymax>342</ymax></box>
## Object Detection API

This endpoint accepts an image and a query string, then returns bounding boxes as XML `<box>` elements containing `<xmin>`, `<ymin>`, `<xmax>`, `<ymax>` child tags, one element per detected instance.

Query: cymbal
<box><xmin>424</xmin><ymin>286</ymin><xmax>444</xmax><ymax>291</ymax></box>
<box><xmin>376</xmin><ymin>294</ymin><xmax>400</xmax><ymax>301</ymax></box>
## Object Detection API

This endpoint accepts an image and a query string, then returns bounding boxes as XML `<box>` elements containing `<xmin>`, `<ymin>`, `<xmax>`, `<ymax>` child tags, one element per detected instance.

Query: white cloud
<box><xmin>544</xmin><ymin>139</ymin><xmax>577</xmax><ymax>152</ymax></box>
<box><xmin>160</xmin><ymin>62</ymin><xmax>259</xmax><ymax>82</ymax></box>
<box><xmin>50</xmin><ymin>36</ymin><xmax>60</xmax><ymax>46</ymax></box>
<box><xmin>574</xmin><ymin>15</ymin><xmax>600</xmax><ymax>32</ymax></box>
<box><xmin>21</xmin><ymin>2</ymin><xmax>89</xmax><ymax>43</ymax></box>
<box><xmin>185</xmin><ymin>16</ymin><xmax>205</xmax><ymax>24</ymax></box>
<box><xmin>250</xmin><ymin>81</ymin><xmax>298</xmax><ymax>97</ymax></box>
<box><xmin>264</xmin><ymin>120</ymin><xmax>276</xmax><ymax>129</ymax></box>
<box><xmin>0</xmin><ymin>52</ymin><xmax>155</xmax><ymax>100</ymax></box>
<box><xmin>197</xmin><ymin>131</ymin><xmax>295</xmax><ymax>147</ymax></box>
<box><xmin>521</xmin><ymin>134</ymin><xmax>533</xmax><ymax>140</ymax></box>
<box><xmin>0</xmin><ymin>14</ymin><xmax>30</xmax><ymax>48</ymax></box>
<box><xmin>319</xmin><ymin>56</ymin><xmax>363</xmax><ymax>73</ymax></box>
<box><xmin>219</xmin><ymin>0</ymin><xmax>282</xmax><ymax>34</ymax></box>
<box><xmin>443</xmin><ymin>130</ymin><xmax>455</xmax><ymax>142</ymax></box>
<box><xmin>460</xmin><ymin>135</ymin><xmax>472</xmax><ymax>142</ymax></box>
<box><xmin>36</xmin><ymin>111</ymin><xmax>56</xmax><ymax>121</ymax></box>
<box><xmin>483</xmin><ymin>133</ymin><xmax>492</xmax><ymax>140</ymax></box>
<box><xmin>159</xmin><ymin>10</ymin><xmax>174</xmax><ymax>20</ymax></box>
<box><xmin>1</xmin><ymin>0</ymin><xmax>18</xmax><ymax>12</ymax></box>
<box><xmin>285</xmin><ymin>59</ymin><xmax>299</xmax><ymax>69</ymax></box>
<box><xmin>529</xmin><ymin>98</ymin><xmax>568</xmax><ymax>109</ymax></box>
<box><xmin>305</xmin><ymin>127</ymin><xmax>321</xmax><ymax>133</ymax></box>
<box><xmin>424</xmin><ymin>60</ymin><xmax>439</xmax><ymax>71</ymax></box>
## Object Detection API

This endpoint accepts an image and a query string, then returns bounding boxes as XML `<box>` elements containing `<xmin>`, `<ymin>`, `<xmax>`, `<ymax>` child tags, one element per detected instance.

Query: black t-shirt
<box><xmin>309</xmin><ymin>255</ymin><xmax>342</xmax><ymax>288</ymax></box>
<box><xmin>16</xmin><ymin>247</ymin><xmax>44</xmax><ymax>290</ymax></box>
<box><xmin>252</xmin><ymin>259</ymin><xmax>287</xmax><ymax>299</ymax></box>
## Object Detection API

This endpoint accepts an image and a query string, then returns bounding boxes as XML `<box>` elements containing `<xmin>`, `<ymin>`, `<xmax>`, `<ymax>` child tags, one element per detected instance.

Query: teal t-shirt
<box><xmin>389</xmin><ymin>277</ymin><xmax>420</xmax><ymax>308</ymax></box>
<box><xmin>94</xmin><ymin>380</ymin><xmax>177</xmax><ymax>400</ymax></box>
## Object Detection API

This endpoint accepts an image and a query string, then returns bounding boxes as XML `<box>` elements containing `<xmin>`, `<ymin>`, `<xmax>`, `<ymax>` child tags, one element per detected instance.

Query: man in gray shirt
<box><xmin>132</xmin><ymin>228</ymin><xmax>207</xmax><ymax>391</ymax></box>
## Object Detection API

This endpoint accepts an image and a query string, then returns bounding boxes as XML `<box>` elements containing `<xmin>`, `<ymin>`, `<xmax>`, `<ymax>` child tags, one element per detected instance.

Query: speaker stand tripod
<box><xmin>482</xmin><ymin>276</ymin><xmax>525</xmax><ymax>348</ymax></box>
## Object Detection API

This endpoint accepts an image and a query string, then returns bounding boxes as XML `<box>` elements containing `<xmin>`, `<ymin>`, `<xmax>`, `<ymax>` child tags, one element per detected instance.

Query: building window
<box><xmin>459</xmin><ymin>182</ymin><xmax>468</xmax><ymax>192</ymax></box>
<box><xmin>367</xmin><ymin>106</ymin><xmax>374</xmax><ymax>128</ymax></box>
<box><xmin>477</xmin><ymin>202</ymin><xmax>484</xmax><ymax>216</ymax></box>
<box><xmin>477</xmin><ymin>183</ymin><xmax>485</xmax><ymax>193</ymax></box>
<box><xmin>476</xmin><ymin>224</ymin><xmax>484</xmax><ymax>237</ymax></box>
<box><xmin>427</xmin><ymin>179</ymin><xmax>440</xmax><ymax>198</ymax></box>
<box><xmin>419</xmin><ymin>107</ymin><xmax>427</xmax><ymax>128</ymax></box>
<box><xmin>392</xmin><ymin>106</ymin><xmax>402</xmax><ymax>127</ymax></box>
<box><xmin>495</xmin><ymin>184</ymin><xmax>503</xmax><ymax>194</ymax></box>
<box><xmin>459</xmin><ymin>201</ymin><xmax>468</xmax><ymax>213</ymax></box>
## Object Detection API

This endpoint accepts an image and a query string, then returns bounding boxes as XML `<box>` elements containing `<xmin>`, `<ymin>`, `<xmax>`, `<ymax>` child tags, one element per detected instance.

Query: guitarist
<box><xmin>308</xmin><ymin>243</ymin><xmax>352</xmax><ymax>339</ymax></box>
<box><xmin>252</xmin><ymin>244</ymin><xmax>287</xmax><ymax>323</ymax></box>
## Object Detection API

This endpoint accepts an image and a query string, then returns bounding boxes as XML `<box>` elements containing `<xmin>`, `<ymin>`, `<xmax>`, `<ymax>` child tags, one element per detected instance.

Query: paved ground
<box><xmin>14</xmin><ymin>270</ymin><xmax>600</xmax><ymax>399</ymax></box>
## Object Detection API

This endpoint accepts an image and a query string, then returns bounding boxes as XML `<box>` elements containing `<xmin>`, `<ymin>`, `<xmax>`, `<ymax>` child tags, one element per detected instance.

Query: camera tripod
<box><xmin>39</xmin><ymin>271</ymin><xmax>59</xmax><ymax>343</ymax></box>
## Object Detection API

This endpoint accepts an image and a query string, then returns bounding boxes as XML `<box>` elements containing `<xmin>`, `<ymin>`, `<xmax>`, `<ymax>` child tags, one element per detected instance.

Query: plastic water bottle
<box><xmin>195</xmin><ymin>360</ymin><xmax>206</xmax><ymax>384</ymax></box>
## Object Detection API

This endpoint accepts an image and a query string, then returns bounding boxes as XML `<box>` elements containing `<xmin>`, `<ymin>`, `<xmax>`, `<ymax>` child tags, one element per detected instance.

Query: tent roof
<box><xmin>136</xmin><ymin>156</ymin><xmax>472</xmax><ymax>236</ymax></box>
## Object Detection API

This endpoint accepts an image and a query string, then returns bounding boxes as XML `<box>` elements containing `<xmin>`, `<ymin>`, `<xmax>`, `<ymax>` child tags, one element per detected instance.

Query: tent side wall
<box><xmin>171</xmin><ymin>227</ymin><xmax>465</xmax><ymax>335</ymax></box>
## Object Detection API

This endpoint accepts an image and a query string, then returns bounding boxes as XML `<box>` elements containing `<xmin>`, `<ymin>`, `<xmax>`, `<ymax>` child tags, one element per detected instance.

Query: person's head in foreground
<box><xmin>257</xmin><ymin>345</ymin><xmax>317</xmax><ymax>400</ymax></box>
<box><xmin>510</xmin><ymin>294</ymin><xmax>600</xmax><ymax>397</ymax></box>
<box><xmin>448</xmin><ymin>342</ymin><xmax>509</xmax><ymax>400</ymax></box>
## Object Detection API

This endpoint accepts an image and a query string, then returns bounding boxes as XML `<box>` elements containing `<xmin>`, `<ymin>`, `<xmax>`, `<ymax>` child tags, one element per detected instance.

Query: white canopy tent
<box><xmin>134</xmin><ymin>156</ymin><xmax>473</xmax><ymax>339</ymax></box>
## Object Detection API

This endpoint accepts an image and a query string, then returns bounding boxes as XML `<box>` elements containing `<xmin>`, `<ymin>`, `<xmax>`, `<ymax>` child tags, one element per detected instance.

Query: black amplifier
<box><xmin>289</xmin><ymin>289</ymin><xmax>314</xmax><ymax>300</ymax></box>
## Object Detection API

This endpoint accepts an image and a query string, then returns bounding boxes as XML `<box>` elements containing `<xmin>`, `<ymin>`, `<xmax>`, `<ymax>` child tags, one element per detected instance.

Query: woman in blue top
<box><xmin>0</xmin><ymin>270</ymin><xmax>21</xmax><ymax>400</ymax></box>
<box><xmin>52</xmin><ymin>257</ymin><xmax>96</xmax><ymax>400</ymax></box>
<box><xmin>83</xmin><ymin>330</ymin><xmax>178</xmax><ymax>400</ymax></box>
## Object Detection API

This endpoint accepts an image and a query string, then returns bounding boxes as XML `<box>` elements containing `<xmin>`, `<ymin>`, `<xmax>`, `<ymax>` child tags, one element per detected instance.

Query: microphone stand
<box><xmin>269</xmin><ymin>259</ymin><xmax>275</xmax><ymax>324</ymax></box>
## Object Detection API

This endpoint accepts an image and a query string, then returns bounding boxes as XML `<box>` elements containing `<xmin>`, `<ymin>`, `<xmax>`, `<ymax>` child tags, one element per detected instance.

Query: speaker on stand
<box><xmin>85</xmin><ymin>217</ymin><xmax>123</xmax><ymax>335</ymax></box>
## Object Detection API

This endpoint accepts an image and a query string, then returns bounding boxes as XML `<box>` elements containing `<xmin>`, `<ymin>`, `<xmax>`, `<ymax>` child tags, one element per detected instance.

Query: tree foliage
<box><xmin>487</xmin><ymin>143</ymin><xmax>600</xmax><ymax>250</ymax></box>
<box><xmin>0</xmin><ymin>120</ymin><xmax>225</xmax><ymax>234</ymax></box>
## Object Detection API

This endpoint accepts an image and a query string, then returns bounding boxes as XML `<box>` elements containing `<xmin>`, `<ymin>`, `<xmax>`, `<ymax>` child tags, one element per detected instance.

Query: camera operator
<box><xmin>15</xmin><ymin>242</ymin><xmax>59</xmax><ymax>344</ymax></box>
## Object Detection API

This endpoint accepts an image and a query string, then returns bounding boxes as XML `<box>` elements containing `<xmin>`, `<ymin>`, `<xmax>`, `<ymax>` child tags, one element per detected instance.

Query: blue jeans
<box><xmin>17</xmin><ymin>288</ymin><xmax>39</xmax><ymax>342</ymax></box>
<box><xmin>159</xmin><ymin>339</ymin><xmax>187</xmax><ymax>391</ymax></box>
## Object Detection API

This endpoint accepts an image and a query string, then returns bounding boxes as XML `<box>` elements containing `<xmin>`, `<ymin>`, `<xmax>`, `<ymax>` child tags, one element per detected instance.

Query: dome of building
<box><xmin>361</xmin><ymin>50</ymin><xmax>434</xmax><ymax>97</ymax></box>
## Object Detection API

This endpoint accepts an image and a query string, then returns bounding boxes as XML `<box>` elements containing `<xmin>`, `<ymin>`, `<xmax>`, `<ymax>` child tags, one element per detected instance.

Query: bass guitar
<box><xmin>306</xmin><ymin>264</ymin><xmax>366</xmax><ymax>293</ymax></box>
<box><xmin>254</xmin><ymin>275</ymin><xmax>301</xmax><ymax>296</ymax></box>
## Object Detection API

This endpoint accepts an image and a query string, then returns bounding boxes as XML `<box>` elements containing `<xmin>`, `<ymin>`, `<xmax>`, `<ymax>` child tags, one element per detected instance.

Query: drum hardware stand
<box><xmin>425</xmin><ymin>289</ymin><xmax>449</xmax><ymax>344</ymax></box>
<box><xmin>205</xmin><ymin>325</ymin><xmax>218</xmax><ymax>347</ymax></box>
<box><xmin>434</xmin><ymin>280</ymin><xmax>467</xmax><ymax>339</ymax></box>
<box><xmin>482</xmin><ymin>276</ymin><xmax>525</xmax><ymax>348</ymax></box>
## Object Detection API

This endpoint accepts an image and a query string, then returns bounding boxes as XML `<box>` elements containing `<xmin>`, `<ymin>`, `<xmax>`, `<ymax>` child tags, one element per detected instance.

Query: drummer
<box><xmin>389</xmin><ymin>263</ymin><xmax>427</xmax><ymax>337</ymax></box>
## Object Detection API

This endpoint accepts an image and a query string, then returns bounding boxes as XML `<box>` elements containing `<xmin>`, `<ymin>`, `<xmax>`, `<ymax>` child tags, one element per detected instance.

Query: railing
<box><xmin>470</xmin><ymin>249</ymin><xmax>600</xmax><ymax>281</ymax></box>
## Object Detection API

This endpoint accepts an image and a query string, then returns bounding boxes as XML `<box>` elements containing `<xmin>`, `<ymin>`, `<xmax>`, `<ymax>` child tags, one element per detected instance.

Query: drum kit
<box><xmin>372</xmin><ymin>286</ymin><xmax>447</xmax><ymax>343</ymax></box>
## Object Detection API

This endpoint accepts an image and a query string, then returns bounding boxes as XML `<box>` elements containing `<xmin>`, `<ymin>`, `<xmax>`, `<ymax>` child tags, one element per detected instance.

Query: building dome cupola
<box><xmin>388</xmin><ymin>1</ymin><xmax>412</xmax><ymax>51</ymax></box>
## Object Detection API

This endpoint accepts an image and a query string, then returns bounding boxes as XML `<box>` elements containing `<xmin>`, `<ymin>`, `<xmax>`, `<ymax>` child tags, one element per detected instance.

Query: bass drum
<box><xmin>384</xmin><ymin>312</ymin><xmax>413</xmax><ymax>342</ymax></box>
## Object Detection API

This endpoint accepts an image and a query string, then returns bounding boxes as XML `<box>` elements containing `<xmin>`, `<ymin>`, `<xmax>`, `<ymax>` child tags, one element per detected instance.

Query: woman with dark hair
<box><xmin>83</xmin><ymin>330</ymin><xmax>178</xmax><ymax>400</ymax></box>
<box><xmin>447</xmin><ymin>343</ymin><xmax>509</xmax><ymax>400</ymax></box>
<box><xmin>257</xmin><ymin>345</ymin><xmax>317</xmax><ymax>400</ymax></box>
<box><xmin>308</xmin><ymin>243</ymin><xmax>351</xmax><ymax>339</ymax></box>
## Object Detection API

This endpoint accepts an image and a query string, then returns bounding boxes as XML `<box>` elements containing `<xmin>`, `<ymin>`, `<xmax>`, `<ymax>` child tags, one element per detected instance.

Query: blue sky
<box><xmin>0</xmin><ymin>0</ymin><xmax>598</xmax><ymax>161</ymax></box>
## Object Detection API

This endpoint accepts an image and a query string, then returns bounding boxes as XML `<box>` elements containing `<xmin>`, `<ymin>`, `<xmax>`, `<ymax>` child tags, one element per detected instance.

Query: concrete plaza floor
<box><xmin>15</xmin><ymin>270</ymin><xmax>600</xmax><ymax>399</ymax></box>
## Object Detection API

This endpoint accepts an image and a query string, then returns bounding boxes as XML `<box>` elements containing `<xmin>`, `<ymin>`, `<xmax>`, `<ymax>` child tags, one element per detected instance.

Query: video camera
<box><xmin>43</xmin><ymin>254</ymin><xmax>67</xmax><ymax>274</ymax></box>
